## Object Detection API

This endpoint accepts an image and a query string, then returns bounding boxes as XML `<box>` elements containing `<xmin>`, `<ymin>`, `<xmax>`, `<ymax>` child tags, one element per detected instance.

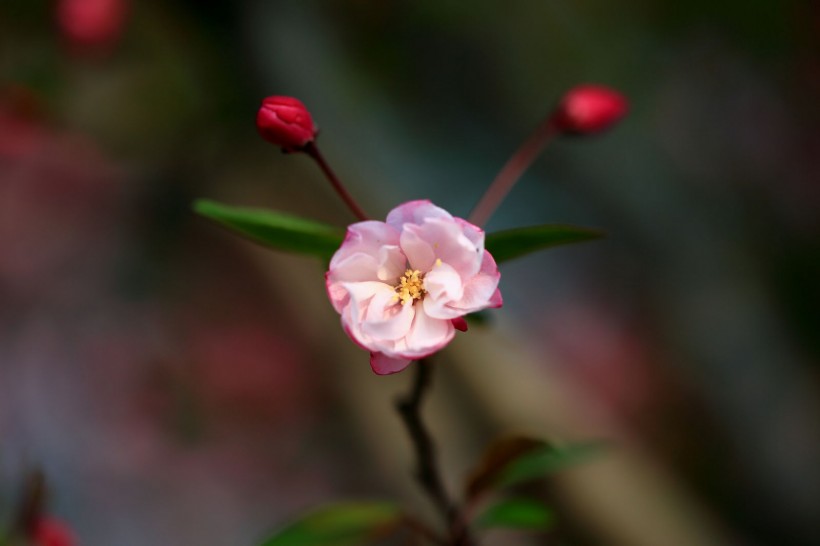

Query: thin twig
<box><xmin>304</xmin><ymin>141</ymin><xmax>369</xmax><ymax>221</ymax></box>
<box><xmin>402</xmin><ymin>515</ymin><xmax>450</xmax><ymax>546</ymax></box>
<box><xmin>468</xmin><ymin>117</ymin><xmax>558</xmax><ymax>227</ymax></box>
<box><xmin>396</xmin><ymin>360</ymin><xmax>473</xmax><ymax>545</ymax></box>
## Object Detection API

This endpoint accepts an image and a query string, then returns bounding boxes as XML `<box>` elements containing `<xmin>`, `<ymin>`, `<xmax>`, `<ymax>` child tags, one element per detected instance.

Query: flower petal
<box><xmin>422</xmin><ymin>262</ymin><xmax>466</xmax><ymax>319</ymax></box>
<box><xmin>455</xmin><ymin>217</ymin><xmax>485</xmax><ymax>248</ymax></box>
<box><xmin>362</xmin><ymin>289</ymin><xmax>415</xmax><ymax>341</ymax></box>
<box><xmin>386</xmin><ymin>200</ymin><xmax>453</xmax><ymax>231</ymax></box>
<box><xmin>489</xmin><ymin>288</ymin><xmax>503</xmax><ymax>308</ymax></box>
<box><xmin>370</xmin><ymin>352</ymin><xmax>413</xmax><ymax>375</ymax></box>
<box><xmin>339</xmin><ymin>281</ymin><xmax>392</xmax><ymax>348</ymax></box>
<box><xmin>329</xmin><ymin>252</ymin><xmax>381</xmax><ymax>283</ymax></box>
<box><xmin>451</xmin><ymin>317</ymin><xmax>469</xmax><ymax>332</ymax></box>
<box><xmin>399</xmin><ymin>224</ymin><xmax>437</xmax><ymax>272</ymax></box>
<box><xmin>404</xmin><ymin>218</ymin><xmax>482</xmax><ymax>279</ymax></box>
<box><xmin>330</xmin><ymin>221</ymin><xmax>403</xmax><ymax>282</ymax></box>
<box><xmin>402</xmin><ymin>308</ymin><xmax>455</xmax><ymax>357</ymax></box>
<box><xmin>449</xmin><ymin>250</ymin><xmax>501</xmax><ymax>313</ymax></box>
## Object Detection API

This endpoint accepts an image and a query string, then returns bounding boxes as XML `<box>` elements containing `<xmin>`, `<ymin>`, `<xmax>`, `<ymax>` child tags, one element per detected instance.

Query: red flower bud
<box><xmin>34</xmin><ymin>518</ymin><xmax>77</xmax><ymax>546</ymax></box>
<box><xmin>57</xmin><ymin>0</ymin><xmax>129</xmax><ymax>49</ymax></box>
<box><xmin>553</xmin><ymin>85</ymin><xmax>627</xmax><ymax>135</ymax></box>
<box><xmin>256</xmin><ymin>96</ymin><xmax>318</xmax><ymax>151</ymax></box>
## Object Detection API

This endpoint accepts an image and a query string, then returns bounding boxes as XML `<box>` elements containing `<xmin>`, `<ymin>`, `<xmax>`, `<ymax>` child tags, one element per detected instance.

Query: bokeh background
<box><xmin>2</xmin><ymin>1</ymin><xmax>819</xmax><ymax>545</ymax></box>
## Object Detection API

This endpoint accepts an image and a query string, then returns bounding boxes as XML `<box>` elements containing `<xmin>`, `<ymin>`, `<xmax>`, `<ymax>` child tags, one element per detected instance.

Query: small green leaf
<box><xmin>497</xmin><ymin>441</ymin><xmax>606</xmax><ymax>489</ymax></box>
<box><xmin>259</xmin><ymin>502</ymin><xmax>402</xmax><ymax>546</ymax></box>
<box><xmin>477</xmin><ymin>498</ymin><xmax>555</xmax><ymax>530</ymax></box>
<box><xmin>485</xmin><ymin>224</ymin><xmax>603</xmax><ymax>263</ymax></box>
<box><xmin>194</xmin><ymin>199</ymin><xmax>344</xmax><ymax>259</ymax></box>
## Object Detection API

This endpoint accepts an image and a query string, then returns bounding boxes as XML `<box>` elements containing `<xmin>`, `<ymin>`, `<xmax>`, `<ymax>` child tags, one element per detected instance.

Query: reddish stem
<box><xmin>468</xmin><ymin>117</ymin><xmax>559</xmax><ymax>227</ymax></box>
<box><xmin>304</xmin><ymin>141</ymin><xmax>369</xmax><ymax>221</ymax></box>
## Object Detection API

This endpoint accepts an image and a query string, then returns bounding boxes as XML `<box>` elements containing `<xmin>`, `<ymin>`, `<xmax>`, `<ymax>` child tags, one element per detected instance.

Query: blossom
<box><xmin>57</xmin><ymin>0</ymin><xmax>129</xmax><ymax>49</ymax></box>
<box><xmin>256</xmin><ymin>96</ymin><xmax>318</xmax><ymax>151</ymax></box>
<box><xmin>326</xmin><ymin>200</ymin><xmax>502</xmax><ymax>375</ymax></box>
<box><xmin>34</xmin><ymin>518</ymin><xmax>77</xmax><ymax>546</ymax></box>
<box><xmin>553</xmin><ymin>85</ymin><xmax>627</xmax><ymax>135</ymax></box>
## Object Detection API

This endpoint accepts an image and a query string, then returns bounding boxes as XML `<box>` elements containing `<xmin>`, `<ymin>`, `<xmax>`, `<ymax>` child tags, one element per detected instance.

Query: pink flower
<box><xmin>326</xmin><ymin>200</ymin><xmax>502</xmax><ymax>375</ymax></box>
<box><xmin>57</xmin><ymin>0</ymin><xmax>129</xmax><ymax>49</ymax></box>
<box><xmin>256</xmin><ymin>96</ymin><xmax>318</xmax><ymax>151</ymax></box>
<box><xmin>34</xmin><ymin>518</ymin><xmax>77</xmax><ymax>546</ymax></box>
<box><xmin>553</xmin><ymin>85</ymin><xmax>628</xmax><ymax>135</ymax></box>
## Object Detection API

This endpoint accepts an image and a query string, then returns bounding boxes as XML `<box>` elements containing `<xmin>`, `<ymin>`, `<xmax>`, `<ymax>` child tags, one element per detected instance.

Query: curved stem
<box><xmin>304</xmin><ymin>141</ymin><xmax>369</xmax><ymax>222</ymax></box>
<box><xmin>468</xmin><ymin>117</ymin><xmax>558</xmax><ymax>227</ymax></box>
<box><xmin>396</xmin><ymin>360</ymin><xmax>473</xmax><ymax>546</ymax></box>
<box><xmin>12</xmin><ymin>469</ymin><xmax>45</xmax><ymax>539</ymax></box>
<box><xmin>402</xmin><ymin>515</ymin><xmax>450</xmax><ymax>546</ymax></box>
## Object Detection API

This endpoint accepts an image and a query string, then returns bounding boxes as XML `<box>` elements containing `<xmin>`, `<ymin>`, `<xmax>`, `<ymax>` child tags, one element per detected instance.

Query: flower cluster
<box><xmin>245</xmin><ymin>88</ymin><xmax>625</xmax><ymax>374</ymax></box>
<box><xmin>326</xmin><ymin>200</ymin><xmax>502</xmax><ymax>374</ymax></box>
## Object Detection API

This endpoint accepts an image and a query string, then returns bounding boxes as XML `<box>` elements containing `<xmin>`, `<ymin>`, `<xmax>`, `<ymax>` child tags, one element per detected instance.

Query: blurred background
<box><xmin>1</xmin><ymin>1</ymin><xmax>819</xmax><ymax>545</ymax></box>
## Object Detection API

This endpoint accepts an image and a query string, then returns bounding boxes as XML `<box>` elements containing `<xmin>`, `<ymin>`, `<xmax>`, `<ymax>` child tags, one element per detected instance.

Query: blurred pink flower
<box><xmin>553</xmin><ymin>84</ymin><xmax>628</xmax><ymax>135</ymax></box>
<box><xmin>57</xmin><ymin>0</ymin><xmax>129</xmax><ymax>49</ymax></box>
<box><xmin>326</xmin><ymin>200</ymin><xmax>502</xmax><ymax>375</ymax></box>
<box><xmin>34</xmin><ymin>518</ymin><xmax>77</xmax><ymax>546</ymax></box>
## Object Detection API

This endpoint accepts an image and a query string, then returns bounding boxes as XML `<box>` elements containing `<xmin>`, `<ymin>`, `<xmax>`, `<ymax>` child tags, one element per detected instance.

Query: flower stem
<box><xmin>468</xmin><ymin>116</ymin><xmax>559</xmax><ymax>227</ymax></box>
<box><xmin>303</xmin><ymin>141</ymin><xmax>369</xmax><ymax>221</ymax></box>
<box><xmin>12</xmin><ymin>469</ymin><xmax>45</xmax><ymax>539</ymax></box>
<box><xmin>396</xmin><ymin>360</ymin><xmax>473</xmax><ymax>546</ymax></box>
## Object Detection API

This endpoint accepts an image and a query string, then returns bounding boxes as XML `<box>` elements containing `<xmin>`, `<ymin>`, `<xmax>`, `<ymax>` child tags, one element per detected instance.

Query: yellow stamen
<box><xmin>394</xmin><ymin>269</ymin><xmax>426</xmax><ymax>305</ymax></box>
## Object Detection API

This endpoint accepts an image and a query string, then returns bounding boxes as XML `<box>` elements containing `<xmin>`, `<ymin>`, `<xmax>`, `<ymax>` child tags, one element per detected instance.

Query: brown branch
<box><xmin>396</xmin><ymin>360</ymin><xmax>473</xmax><ymax>546</ymax></box>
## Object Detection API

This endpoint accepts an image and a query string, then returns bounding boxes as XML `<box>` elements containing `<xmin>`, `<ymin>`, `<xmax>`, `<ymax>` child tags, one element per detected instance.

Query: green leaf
<box><xmin>477</xmin><ymin>498</ymin><xmax>555</xmax><ymax>531</ymax></box>
<box><xmin>259</xmin><ymin>502</ymin><xmax>402</xmax><ymax>546</ymax></box>
<box><xmin>485</xmin><ymin>224</ymin><xmax>603</xmax><ymax>263</ymax></box>
<box><xmin>497</xmin><ymin>441</ymin><xmax>606</xmax><ymax>489</ymax></box>
<box><xmin>193</xmin><ymin>199</ymin><xmax>344</xmax><ymax>259</ymax></box>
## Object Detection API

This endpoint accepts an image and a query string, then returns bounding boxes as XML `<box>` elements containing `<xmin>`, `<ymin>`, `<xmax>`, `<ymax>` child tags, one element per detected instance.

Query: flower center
<box><xmin>394</xmin><ymin>269</ymin><xmax>425</xmax><ymax>305</ymax></box>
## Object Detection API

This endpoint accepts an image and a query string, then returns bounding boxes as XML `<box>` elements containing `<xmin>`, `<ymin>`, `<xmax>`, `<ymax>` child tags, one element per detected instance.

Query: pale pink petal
<box><xmin>330</xmin><ymin>221</ymin><xmax>402</xmax><ymax>277</ymax></box>
<box><xmin>362</xmin><ymin>289</ymin><xmax>415</xmax><ymax>341</ymax></box>
<box><xmin>325</xmin><ymin>272</ymin><xmax>349</xmax><ymax>313</ymax></box>
<box><xmin>339</xmin><ymin>281</ymin><xmax>391</xmax><ymax>347</ymax></box>
<box><xmin>478</xmin><ymin>246</ymin><xmax>500</xmax><ymax>275</ymax></box>
<box><xmin>342</xmin><ymin>321</ymin><xmax>371</xmax><ymax>351</ymax></box>
<box><xmin>451</xmin><ymin>276</ymin><xmax>499</xmax><ymax>312</ymax></box>
<box><xmin>399</xmin><ymin>224</ymin><xmax>437</xmax><ymax>272</ymax></box>
<box><xmin>329</xmin><ymin>252</ymin><xmax>381</xmax><ymax>283</ymax></box>
<box><xmin>422</xmin><ymin>263</ymin><xmax>466</xmax><ymax>319</ymax></box>
<box><xmin>403</xmin><ymin>309</ymin><xmax>454</xmax><ymax>356</ymax></box>
<box><xmin>340</xmin><ymin>281</ymin><xmax>386</xmax><ymax>306</ymax></box>
<box><xmin>386</xmin><ymin>200</ymin><xmax>453</xmax><ymax>231</ymax></box>
<box><xmin>407</xmin><ymin>218</ymin><xmax>482</xmax><ymax>279</ymax></box>
<box><xmin>424</xmin><ymin>262</ymin><xmax>464</xmax><ymax>302</ymax></box>
<box><xmin>370</xmin><ymin>352</ymin><xmax>413</xmax><ymax>375</ymax></box>
<box><xmin>377</xmin><ymin>245</ymin><xmax>406</xmax><ymax>282</ymax></box>
<box><xmin>455</xmin><ymin>217</ymin><xmax>485</xmax><ymax>248</ymax></box>
<box><xmin>449</xmin><ymin>250</ymin><xmax>501</xmax><ymax>312</ymax></box>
